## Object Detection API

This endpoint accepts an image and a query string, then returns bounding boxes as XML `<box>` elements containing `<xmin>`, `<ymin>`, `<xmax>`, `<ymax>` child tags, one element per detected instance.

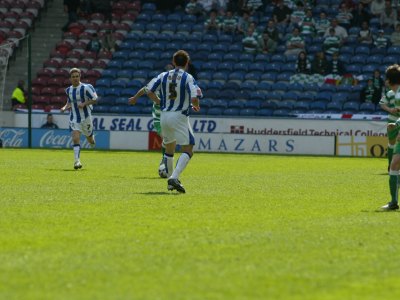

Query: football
<box><xmin>158</xmin><ymin>163</ymin><xmax>168</xmax><ymax>178</ymax></box>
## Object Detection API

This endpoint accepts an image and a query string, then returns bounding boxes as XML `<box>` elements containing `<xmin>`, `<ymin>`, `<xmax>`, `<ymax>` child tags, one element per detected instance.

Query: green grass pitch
<box><xmin>1</xmin><ymin>149</ymin><xmax>400</xmax><ymax>300</ymax></box>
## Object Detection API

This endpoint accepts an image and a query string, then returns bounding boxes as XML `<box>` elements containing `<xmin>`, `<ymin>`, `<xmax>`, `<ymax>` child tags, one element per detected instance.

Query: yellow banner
<box><xmin>336</xmin><ymin>136</ymin><xmax>388</xmax><ymax>157</ymax></box>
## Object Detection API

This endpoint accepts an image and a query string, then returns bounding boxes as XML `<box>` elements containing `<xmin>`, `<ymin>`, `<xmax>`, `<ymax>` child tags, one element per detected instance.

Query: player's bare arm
<box><xmin>192</xmin><ymin>97</ymin><xmax>200</xmax><ymax>111</ymax></box>
<box><xmin>60</xmin><ymin>103</ymin><xmax>71</xmax><ymax>112</ymax></box>
<box><xmin>381</xmin><ymin>103</ymin><xmax>399</xmax><ymax>115</ymax></box>
<box><xmin>128</xmin><ymin>87</ymin><xmax>147</xmax><ymax>105</ymax></box>
<box><xmin>147</xmin><ymin>91</ymin><xmax>161</xmax><ymax>105</ymax></box>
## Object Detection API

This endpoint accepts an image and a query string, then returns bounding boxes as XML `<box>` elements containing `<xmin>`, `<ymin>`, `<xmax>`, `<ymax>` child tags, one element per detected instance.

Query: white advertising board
<box><xmin>14</xmin><ymin>113</ymin><xmax>387</xmax><ymax>137</ymax></box>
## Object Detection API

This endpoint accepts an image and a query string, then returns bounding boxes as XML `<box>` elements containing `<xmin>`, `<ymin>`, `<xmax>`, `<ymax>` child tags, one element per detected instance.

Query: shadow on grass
<box><xmin>361</xmin><ymin>209</ymin><xmax>400</xmax><ymax>213</ymax></box>
<box><xmin>136</xmin><ymin>192</ymin><xmax>183</xmax><ymax>196</ymax></box>
<box><xmin>46</xmin><ymin>169</ymin><xmax>86</xmax><ymax>172</ymax></box>
<box><xmin>135</xmin><ymin>177</ymin><xmax>165</xmax><ymax>180</ymax></box>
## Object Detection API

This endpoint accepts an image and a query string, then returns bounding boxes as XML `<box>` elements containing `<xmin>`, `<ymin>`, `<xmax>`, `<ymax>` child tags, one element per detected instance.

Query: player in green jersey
<box><xmin>380</xmin><ymin>64</ymin><xmax>400</xmax><ymax>211</ymax></box>
<box><xmin>128</xmin><ymin>86</ymin><xmax>167</xmax><ymax>178</ymax></box>
<box><xmin>379</xmin><ymin>79</ymin><xmax>399</xmax><ymax>170</ymax></box>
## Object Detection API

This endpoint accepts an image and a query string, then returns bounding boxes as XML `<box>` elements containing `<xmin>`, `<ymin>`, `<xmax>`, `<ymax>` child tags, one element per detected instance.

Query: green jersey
<box><xmin>379</xmin><ymin>88</ymin><xmax>400</xmax><ymax>121</ymax></box>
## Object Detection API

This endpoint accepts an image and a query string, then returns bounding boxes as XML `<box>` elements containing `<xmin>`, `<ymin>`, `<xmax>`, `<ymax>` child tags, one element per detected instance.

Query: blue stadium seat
<box><xmin>342</xmin><ymin>101</ymin><xmax>360</xmax><ymax>112</ymax></box>
<box><xmin>100</xmin><ymin>97</ymin><xmax>115</xmax><ymax>105</ymax></box>
<box><xmin>104</xmin><ymin>87</ymin><xmax>121</xmax><ymax>97</ymax></box>
<box><xmin>245</xmin><ymin>100</ymin><xmax>261</xmax><ymax>109</ymax></box>
<box><xmin>228</xmin><ymin>44</ymin><xmax>243</xmax><ymax>54</ymax></box>
<box><xmin>276</xmin><ymin>100</ymin><xmax>294</xmax><ymax>110</ymax></box>
<box><xmin>248</xmin><ymin>62</ymin><xmax>265</xmax><ymax>73</ymax></box>
<box><xmin>107</xmin><ymin>60</ymin><xmax>122</xmax><ymax>70</ymax></box>
<box><xmin>152</xmin><ymin>13</ymin><xmax>167</xmax><ymax>23</ymax></box>
<box><xmin>207</xmin><ymin>107</ymin><xmax>223</xmax><ymax>115</ymax></box>
<box><xmin>270</xmin><ymin>54</ymin><xmax>286</xmax><ymax>63</ymax></box>
<box><xmin>117</xmin><ymin>70</ymin><xmax>134</xmax><ymax>80</ymax></box>
<box><xmin>213</xmin><ymin>99</ymin><xmax>228</xmax><ymax>109</ymax></box>
<box><xmin>239</xmin><ymin>81</ymin><xmax>256</xmax><ymax>92</ymax></box>
<box><xmin>161</xmin><ymin>23</ymin><xmax>177</xmax><ymax>34</ymax></box>
<box><xmin>213</xmin><ymin>72</ymin><xmax>228</xmax><ymax>82</ymax></box>
<box><xmin>293</xmin><ymin>100</ymin><xmax>310</xmax><ymax>110</ymax></box>
<box><xmin>115</xmin><ymin>97</ymin><xmax>128</xmax><ymax>105</ymax></box>
<box><xmin>167</xmin><ymin>13</ymin><xmax>182</xmax><ymax>23</ymax></box>
<box><xmin>146</xmin><ymin>23</ymin><xmax>161</xmax><ymax>34</ymax></box>
<box><xmin>95</xmin><ymin>78</ymin><xmax>111</xmax><ymax>88</ymax></box>
<box><xmin>354</xmin><ymin>46</ymin><xmax>370</xmax><ymax>55</ymax></box>
<box><xmin>101</xmin><ymin>69</ymin><xmax>118</xmax><ymax>79</ymax></box>
<box><xmin>212</xmin><ymin>43</ymin><xmax>227</xmax><ymax>54</ymax></box>
<box><xmin>351</xmin><ymin>54</ymin><xmax>368</xmax><ymax>65</ymax></box>
<box><xmin>137</xmin><ymin>61</ymin><xmax>154</xmax><ymax>71</ymax></box>
<box><xmin>202</xmin><ymin>62</ymin><xmax>218</xmax><ymax>72</ymax></box>
<box><xmin>208</xmin><ymin>52</ymin><xmax>222</xmax><ymax>63</ymax></box>
<box><xmin>233</xmin><ymin>62</ymin><xmax>249</xmax><ymax>72</ymax></box>
<box><xmin>249</xmin><ymin>91</ymin><xmax>266</xmax><ymax>101</ymax></box>
<box><xmin>326</xmin><ymin>101</ymin><xmax>343</xmax><ymax>112</ymax></box>
<box><xmin>239</xmin><ymin>53</ymin><xmax>254</xmax><ymax>63</ymax></box>
<box><xmin>93</xmin><ymin>105</ymin><xmax>110</xmax><ymax>113</ymax></box>
<box><xmin>111</xmin><ymin>79</ymin><xmax>127</xmax><ymax>88</ymax></box>
<box><xmin>125</xmin><ymin>106</ymin><xmax>142</xmax><ymax>114</ymax></box>
<box><xmin>254</xmin><ymin>53</ymin><xmax>270</xmax><ymax>63</ymax></box>
<box><xmin>382</xmin><ymin>55</ymin><xmax>399</xmax><ymax>65</ymax></box>
<box><xmin>219</xmin><ymin>34</ymin><xmax>233</xmax><ymax>44</ymax></box>
<box><xmin>282</xmin><ymin>91</ymin><xmax>299</xmax><ymax>102</ymax></box>
<box><xmin>119</xmin><ymin>88</ymin><xmax>136</xmax><ymax>97</ymax></box>
<box><xmin>256</xmin><ymin>108</ymin><xmax>274</xmax><ymax>116</ymax></box>
<box><xmin>261</xmin><ymin>100</ymin><xmax>278</xmax><ymax>109</ymax></box>
<box><xmin>229</xmin><ymin>100</ymin><xmax>245</xmax><ymax>109</ymax></box>
<box><xmin>272</xmin><ymin>109</ymin><xmax>291</xmax><ymax>117</ymax></box>
<box><xmin>315</xmin><ymin>91</ymin><xmax>333</xmax><ymax>102</ymax></box>
<box><xmin>265</xmin><ymin>62</ymin><xmax>282</xmax><ymax>72</ymax></box>
<box><xmin>240</xmin><ymin>108</ymin><xmax>257</xmax><ymax>116</ymax></box>
<box><xmin>319</xmin><ymin>84</ymin><xmax>337</xmax><ymax>93</ymax></box>
<box><xmin>244</xmin><ymin>73</ymin><xmax>260</xmax><ymax>83</ymax></box>
<box><xmin>223</xmin><ymin>53</ymin><xmax>240</xmax><ymax>63</ymax></box>
<box><xmin>218</xmin><ymin>62</ymin><xmax>233</xmax><ymax>72</ymax></box>
<box><xmin>310</xmin><ymin>101</ymin><xmax>327</xmax><ymax>111</ymax></box>
<box><xmin>223</xmin><ymin>108</ymin><xmax>240</xmax><ymax>116</ymax></box>
<box><xmin>359</xmin><ymin>102</ymin><xmax>376</xmax><ymax>113</ymax></box>
<box><xmin>387</xmin><ymin>46</ymin><xmax>400</xmax><ymax>55</ymax></box>
<box><xmin>228</xmin><ymin>72</ymin><xmax>245</xmax><ymax>83</ymax></box>
<box><xmin>260</xmin><ymin>72</ymin><xmax>277</xmax><ymax>82</ymax></box>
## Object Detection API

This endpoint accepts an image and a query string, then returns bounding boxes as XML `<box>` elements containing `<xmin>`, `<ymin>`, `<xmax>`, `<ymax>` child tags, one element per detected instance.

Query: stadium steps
<box><xmin>3</xmin><ymin>0</ymin><xmax>66</xmax><ymax>110</ymax></box>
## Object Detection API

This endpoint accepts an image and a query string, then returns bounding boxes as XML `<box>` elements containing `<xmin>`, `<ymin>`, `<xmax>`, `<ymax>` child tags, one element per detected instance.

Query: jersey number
<box><xmin>168</xmin><ymin>83</ymin><xmax>177</xmax><ymax>100</ymax></box>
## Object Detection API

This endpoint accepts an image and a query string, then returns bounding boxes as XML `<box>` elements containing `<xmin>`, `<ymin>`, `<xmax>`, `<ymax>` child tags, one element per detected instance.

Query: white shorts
<box><xmin>161</xmin><ymin>111</ymin><xmax>195</xmax><ymax>146</ymax></box>
<box><xmin>70</xmin><ymin>116</ymin><xmax>94</xmax><ymax>137</ymax></box>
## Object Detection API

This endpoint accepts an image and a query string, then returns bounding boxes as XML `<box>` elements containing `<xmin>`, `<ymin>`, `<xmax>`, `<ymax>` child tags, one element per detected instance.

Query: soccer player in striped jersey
<box><xmin>380</xmin><ymin>64</ymin><xmax>400</xmax><ymax>210</ymax></box>
<box><xmin>128</xmin><ymin>83</ymin><xmax>166</xmax><ymax>177</ymax></box>
<box><xmin>146</xmin><ymin>50</ymin><xmax>202</xmax><ymax>193</ymax></box>
<box><xmin>61</xmin><ymin>68</ymin><xmax>97</xmax><ymax>170</ymax></box>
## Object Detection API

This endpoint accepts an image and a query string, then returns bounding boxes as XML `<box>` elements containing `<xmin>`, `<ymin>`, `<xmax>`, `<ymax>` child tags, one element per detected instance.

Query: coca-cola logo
<box><xmin>0</xmin><ymin>129</ymin><xmax>25</xmax><ymax>147</ymax></box>
<box><xmin>40</xmin><ymin>131</ymin><xmax>93</xmax><ymax>148</ymax></box>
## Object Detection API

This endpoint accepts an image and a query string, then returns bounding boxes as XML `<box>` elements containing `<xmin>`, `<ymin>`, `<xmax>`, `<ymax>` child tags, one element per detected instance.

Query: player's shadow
<box><xmin>361</xmin><ymin>209</ymin><xmax>399</xmax><ymax>213</ymax></box>
<box><xmin>135</xmin><ymin>177</ymin><xmax>164</xmax><ymax>180</ymax></box>
<box><xmin>136</xmin><ymin>192</ymin><xmax>182</xmax><ymax>195</ymax></box>
<box><xmin>46</xmin><ymin>169</ymin><xmax>86</xmax><ymax>172</ymax></box>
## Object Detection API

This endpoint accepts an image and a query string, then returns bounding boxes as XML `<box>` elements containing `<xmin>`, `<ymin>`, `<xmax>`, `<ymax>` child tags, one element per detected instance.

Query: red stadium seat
<box><xmin>41</xmin><ymin>87</ymin><xmax>57</xmax><ymax>97</ymax></box>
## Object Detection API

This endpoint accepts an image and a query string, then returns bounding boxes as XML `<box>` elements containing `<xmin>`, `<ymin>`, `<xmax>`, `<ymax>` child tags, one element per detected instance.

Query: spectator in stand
<box><xmin>324</xmin><ymin>18</ymin><xmax>348</xmax><ymax>42</ymax></box>
<box><xmin>237</xmin><ymin>9</ymin><xmax>251</xmax><ymax>35</ymax></box>
<box><xmin>86</xmin><ymin>33</ymin><xmax>102</xmax><ymax>54</ymax></box>
<box><xmin>204</xmin><ymin>9</ymin><xmax>221</xmax><ymax>33</ymax></box>
<box><xmin>242</xmin><ymin>0</ymin><xmax>264</xmax><ymax>16</ymax></box>
<box><xmin>374</xmin><ymin>29</ymin><xmax>389</xmax><ymax>48</ymax></box>
<box><xmin>315</xmin><ymin>11</ymin><xmax>331</xmax><ymax>36</ymax></box>
<box><xmin>380</xmin><ymin>0</ymin><xmax>397</xmax><ymax>29</ymax></box>
<box><xmin>258</xmin><ymin>31</ymin><xmax>278</xmax><ymax>53</ymax></box>
<box><xmin>370</xmin><ymin>0</ymin><xmax>386</xmax><ymax>17</ymax></box>
<box><xmin>290</xmin><ymin>1</ymin><xmax>306</xmax><ymax>27</ymax></box>
<box><xmin>336</xmin><ymin>3</ymin><xmax>353</xmax><ymax>29</ymax></box>
<box><xmin>328</xmin><ymin>52</ymin><xmax>345</xmax><ymax>75</ymax></box>
<box><xmin>351</xmin><ymin>2</ymin><xmax>371</xmax><ymax>27</ymax></box>
<box><xmin>62</xmin><ymin>0</ymin><xmax>80</xmax><ymax>32</ymax></box>
<box><xmin>390</xmin><ymin>23</ymin><xmax>400</xmax><ymax>46</ymax></box>
<box><xmin>311</xmin><ymin>51</ymin><xmax>330</xmax><ymax>75</ymax></box>
<box><xmin>92</xmin><ymin>0</ymin><xmax>112</xmax><ymax>23</ymax></box>
<box><xmin>242</xmin><ymin>26</ymin><xmax>259</xmax><ymax>54</ymax></box>
<box><xmin>357</xmin><ymin>21</ymin><xmax>373</xmax><ymax>45</ymax></box>
<box><xmin>221</xmin><ymin>9</ymin><xmax>238</xmax><ymax>34</ymax></box>
<box><xmin>372</xmin><ymin>69</ymin><xmax>385</xmax><ymax>96</ymax></box>
<box><xmin>41</xmin><ymin>113</ymin><xmax>59</xmax><ymax>129</ymax></box>
<box><xmin>263</xmin><ymin>19</ymin><xmax>280</xmax><ymax>43</ymax></box>
<box><xmin>340</xmin><ymin>0</ymin><xmax>356</xmax><ymax>12</ymax></box>
<box><xmin>323</xmin><ymin>28</ymin><xmax>342</xmax><ymax>56</ymax></box>
<box><xmin>198</xmin><ymin>0</ymin><xmax>227</xmax><ymax>13</ymax></box>
<box><xmin>284</xmin><ymin>27</ymin><xmax>305</xmax><ymax>56</ymax></box>
<box><xmin>361</xmin><ymin>79</ymin><xmax>381</xmax><ymax>104</ymax></box>
<box><xmin>272</xmin><ymin>0</ymin><xmax>292</xmax><ymax>26</ymax></box>
<box><xmin>11</xmin><ymin>80</ymin><xmax>26</xmax><ymax>108</ymax></box>
<box><xmin>295</xmin><ymin>51</ymin><xmax>311</xmax><ymax>74</ymax></box>
<box><xmin>185</xmin><ymin>0</ymin><xmax>204</xmax><ymax>16</ymax></box>
<box><xmin>300</xmin><ymin>9</ymin><xmax>316</xmax><ymax>36</ymax></box>
<box><xmin>101</xmin><ymin>30</ymin><xmax>118</xmax><ymax>52</ymax></box>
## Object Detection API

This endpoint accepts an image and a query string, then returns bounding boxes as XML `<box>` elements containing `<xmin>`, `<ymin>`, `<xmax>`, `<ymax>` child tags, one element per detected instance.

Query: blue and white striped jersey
<box><xmin>65</xmin><ymin>83</ymin><xmax>98</xmax><ymax>123</ymax></box>
<box><xmin>147</xmin><ymin>68</ymin><xmax>201</xmax><ymax>113</ymax></box>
